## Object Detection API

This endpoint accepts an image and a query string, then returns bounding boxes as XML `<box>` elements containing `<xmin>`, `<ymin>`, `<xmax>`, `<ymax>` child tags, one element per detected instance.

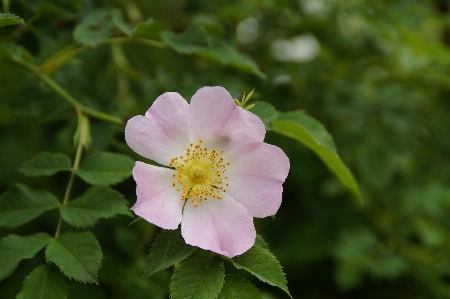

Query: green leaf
<box><xmin>73</xmin><ymin>10</ymin><xmax>113</xmax><ymax>47</ymax></box>
<box><xmin>198</xmin><ymin>39</ymin><xmax>266</xmax><ymax>79</ymax></box>
<box><xmin>45</xmin><ymin>231</ymin><xmax>102</xmax><ymax>283</ymax></box>
<box><xmin>0</xmin><ymin>42</ymin><xmax>34</xmax><ymax>63</ymax></box>
<box><xmin>60</xmin><ymin>186</ymin><xmax>132</xmax><ymax>228</ymax></box>
<box><xmin>18</xmin><ymin>152</ymin><xmax>71</xmax><ymax>176</ymax></box>
<box><xmin>0</xmin><ymin>12</ymin><xmax>25</xmax><ymax>27</ymax></box>
<box><xmin>232</xmin><ymin>245</ymin><xmax>291</xmax><ymax>298</ymax></box>
<box><xmin>16</xmin><ymin>265</ymin><xmax>68</xmax><ymax>299</ymax></box>
<box><xmin>132</xmin><ymin>18</ymin><xmax>155</xmax><ymax>38</ymax></box>
<box><xmin>255</xmin><ymin>234</ymin><xmax>269</xmax><ymax>250</ymax></box>
<box><xmin>144</xmin><ymin>229</ymin><xmax>197</xmax><ymax>278</ymax></box>
<box><xmin>217</xmin><ymin>274</ymin><xmax>262</xmax><ymax>299</ymax></box>
<box><xmin>250</xmin><ymin>101</ymin><xmax>278</xmax><ymax>130</ymax></box>
<box><xmin>0</xmin><ymin>233</ymin><xmax>52</xmax><ymax>281</ymax></box>
<box><xmin>170</xmin><ymin>250</ymin><xmax>225</xmax><ymax>299</ymax></box>
<box><xmin>111</xmin><ymin>9</ymin><xmax>132</xmax><ymax>36</ymax></box>
<box><xmin>276</xmin><ymin>111</ymin><xmax>337</xmax><ymax>153</ymax></box>
<box><xmin>76</xmin><ymin>151</ymin><xmax>134</xmax><ymax>185</ymax></box>
<box><xmin>161</xmin><ymin>23</ymin><xmax>209</xmax><ymax>54</ymax></box>
<box><xmin>273</xmin><ymin>113</ymin><xmax>363</xmax><ymax>203</ymax></box>
<box><xmin>0</xmin><ymin>184</ymin><xmax>60</xmax><ymax>228</ymax></box>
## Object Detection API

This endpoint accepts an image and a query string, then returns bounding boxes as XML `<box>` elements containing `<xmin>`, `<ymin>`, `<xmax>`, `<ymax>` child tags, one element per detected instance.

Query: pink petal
<box><xmin>225</xmin><ymin>143</ymin><xmax>290</xmax><ymax>218</ymax></box>
<box><xmin>188</xmin><ymin>86</ymin><xmax>265</xmax><ymax>157</ymax></box>
<box><xmin>131</xmin><ymin>162</ymin><xmax>184</xmax><ymax>229</ymax></box>
<box><xmin>181</xmin><ymin>194</ymin><xmax>256</xmax><ymax>258</ymax></box>
<box><xmin>125</xmin><ymin>92</ymin><xmax>189</xmax><ymax>166</ymax></box>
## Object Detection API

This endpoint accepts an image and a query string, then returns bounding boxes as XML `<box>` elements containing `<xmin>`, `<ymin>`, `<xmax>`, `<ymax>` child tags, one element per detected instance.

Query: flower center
<box><xmin>169</xmin><ymin>140</ymin><xmax>230</xmax><ymax>207</ymax></box>
<box><xmin>189</xmin><ymin>165</ymin><xmax>207</xmax><ymax>183</ymax></box>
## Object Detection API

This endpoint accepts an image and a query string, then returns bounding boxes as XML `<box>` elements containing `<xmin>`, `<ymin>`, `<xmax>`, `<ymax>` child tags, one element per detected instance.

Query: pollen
<box><xmin>169</xmin><ymin>140</ymin><xmax>229</xmax><ymax>207</ymax></box>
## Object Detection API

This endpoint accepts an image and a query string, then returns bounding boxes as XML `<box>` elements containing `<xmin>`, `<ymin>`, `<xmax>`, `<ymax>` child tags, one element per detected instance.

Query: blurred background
<box><xmin>1</xmin><ymin>0</ymin><xmax>450</xmax><ymax>298</ymax></box>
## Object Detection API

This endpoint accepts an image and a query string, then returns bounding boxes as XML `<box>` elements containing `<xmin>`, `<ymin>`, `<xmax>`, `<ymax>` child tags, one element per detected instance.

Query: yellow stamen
<box><xmin>170</xmin><ymin>140</ymin><xmax>229</xmax><ymax>207</ymax></box>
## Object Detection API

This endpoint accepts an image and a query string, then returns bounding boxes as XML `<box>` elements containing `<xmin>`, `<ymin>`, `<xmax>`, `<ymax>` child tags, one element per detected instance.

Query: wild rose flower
<box><xmin>125</xmin><ymin>86</ymin><xmax>290</xmax><ymax>257</ymax></box>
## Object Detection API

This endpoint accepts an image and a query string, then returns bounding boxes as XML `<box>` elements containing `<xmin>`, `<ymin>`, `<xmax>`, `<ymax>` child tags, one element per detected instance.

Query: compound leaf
<box><xmin>45</xmin><ymin>231</ymin><xmax>102</xmax><ymax>283</ymax></box>
<box><xmin>232</xmin><ymin>245</ymin><xmax>291</xmax><ymax>298</ymax></box>
<box><xmin>60</xmin><ymin>186</ymin><xmax>132</xmax><ymax>228</ymax></box>
<box><xmin>0</xmin><ymin>184</ymin><xmax>60</xmax><ymax>228</ymax></box>
<box><xmin>76</xmin><ymin>151</ymin><xmax>134</xmax><ymax>185</ymax></box>
<box><xmin>16</xmin><ymin>265</ymin><xmax>68</xmax><ymax>299</ymax></box>
<box><xmin>0</xmin><ymin>233</ymin><xmax>52</xmax><ymax>281</ymax></box>
<box><xmin>170</xmin><ymin>250</ymin><xmax>225</xmax><ymax>299</ymax></box>
<box><xmin>144</xmin><ymin>229</ymin><xmax>197</xmax><ymax>278</ymax></box>
<box><xmin>18</xmin><ymin>152</ymin><xmax>71</xmax><ymax>176</ymax></box>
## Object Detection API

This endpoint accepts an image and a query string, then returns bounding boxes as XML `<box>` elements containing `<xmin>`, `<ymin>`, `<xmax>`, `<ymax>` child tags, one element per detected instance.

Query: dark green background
<box><xmin>1</xmin><ymin>0</ymin><xmax>450</xmax><ymax>298</ymax></box>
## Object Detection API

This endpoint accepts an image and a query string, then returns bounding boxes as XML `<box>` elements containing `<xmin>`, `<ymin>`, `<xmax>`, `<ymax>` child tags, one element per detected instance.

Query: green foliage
<box><xmin>217</xmin><ymin>274</ymin><xmax>261</xmax><ymax>299</ymax></box>
<box><xmin>45</xmin><ymin>231</ymin><xmax>102</xmax><ymax>284</ymax></box>
<box><xmin>232</xmin><ymin>245</ymin><xmax>291</xmax><ymax>298</ymax></box>
<box><xmin>0</xmin><ymin>12</ymin><xmax>24</xmax><ymax>27</ymax></box>
<box><xmin>273</xmin><ymin>118</ymin><xmax>362</xmax><ymax>203</ymax></box>
<box><xmin>0</xmin><ymin>184</ymin><xmax>59</xmax><ymax>228</ymax></box>
<box><xmin>144</xmin><ymin>229</ymin><xmax>197</xmax><ymax>278</ymax></box>
<box><xmin>60</xmin><ymin>186</ymin><xmax>132</xmax><ymax>228</ymax></box>
<box><xmin>16</xmin><ymin>265</ymin><xmax>68</xmax><ymax>299</ymax></box>
<box><xmin>0</xmin><ymin>233</ymin><xmax>52</xmax><ymax>281</ymax></box>
<box><xmin>73</xmin><ymin>10</ymin><xmax>113</xmax><ymax>47</ymax></box>
<box><xmin>18</xmin><ymin>152</ymin><xmax>71</xmax><ymax>176</ymax></box>
<box><xmin>111</xmin><ymin>9</ymin><xmax>133</xmax><ymax>37</ymax></box>
<box><xmin>132</xmin><ymin>18</ymin><xmax>155</xmax><ymax>38</ymax></box>
<box><xmin>161</xmin><ymin>24</ymin><xmax>265</xmax><ymax>78</ymax></box>
<box><xmin>170</xmin><ymin>250</ymin><xmax>225</xmax><ymax>299</ymax></box>
<box><xmin>76</xmin><ymin>152</ymin><xmax>134</xmax><ymax>185</ymax></box>
<box><xmin>3</xmin><ymin>0</ymin><xmax>448</xmax><ymax>298</ymax></box>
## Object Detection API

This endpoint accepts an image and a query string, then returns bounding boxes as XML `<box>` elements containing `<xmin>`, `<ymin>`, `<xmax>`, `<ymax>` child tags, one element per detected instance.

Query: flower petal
<box><xmin>125</xmin><ymin>92</ymin><xmax>189</xmax><ymax>166</ymax></box>
<box><xmin>131</xmin><ymin>162</ymin><xmax>184</xmax><ymax>229</ymax></box>
<box><xmin>226</xmin><ymin>143</ymin><xmax>290</xmax><ymax>218</ymax></box>
<box><xmin>181</xmin><ymin>194</ymin><xmax>256</xmax><ymax>258</ymax></box>
<box><xmin>188</xmin><ymin>86</ymin><xmax>265</xmax><ymax>157</ymax></box>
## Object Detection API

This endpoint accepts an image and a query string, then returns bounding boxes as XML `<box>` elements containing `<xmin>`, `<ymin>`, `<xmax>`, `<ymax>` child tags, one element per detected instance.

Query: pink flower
<box><xmin>125</xmin><ymin>86</ymin><xmax>290</xmax><ymax>257</ymax></box>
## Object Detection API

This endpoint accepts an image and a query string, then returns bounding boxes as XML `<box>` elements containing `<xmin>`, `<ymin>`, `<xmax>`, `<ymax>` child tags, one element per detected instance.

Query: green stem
<box><xmin>35</xmin><ymin>72</ymin><xmax>125</xmax><ymax>126</ymax></box>
<box><xmin>54</xmin><ymin>136</ymin><xmax>84</xmax><ymax>239</ymax></box>
<box><xmin>9</xmin><ymin>60</ymin><xmax>124</xmax><ymax>126</ymax></box>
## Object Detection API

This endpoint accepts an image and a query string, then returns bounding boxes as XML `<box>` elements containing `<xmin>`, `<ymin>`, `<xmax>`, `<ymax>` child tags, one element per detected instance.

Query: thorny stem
<box><xmin>54</xmin><ymin>129</ymin><xmax>84</xmax><ymax>239</ymax></box>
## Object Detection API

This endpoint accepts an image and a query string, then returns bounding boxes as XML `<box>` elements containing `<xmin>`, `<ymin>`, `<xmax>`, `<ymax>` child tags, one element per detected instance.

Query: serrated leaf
<box><xmin>0</xmin><ymin>12</ymin><xmax>25</xmax><ymax>27</ymax></box>
<box><xmin>170</xmin><ymin>250</ymin><xmax>225</xmax><ymax>299</ymax></box>
<box><xmin>198</xmin><ymin>38</ymin><xmax>266</xmax><ymax>79</ymax></box>
<box><xmin>76</xmin><ymin>151</ymin><xmax>134</xmax><ymax>185</ymax></box>
<box><xmin>0</xmin><ymin>184</ymin><xmax>60</xmax><ymax>228</ymax></box>
<box><xmin>132</xmin><ymin>18</ymin><xmax>155</xmax><ymax>38</ymax></box>
<box><xmin>16</xmin><ymin>265</ymin><xmax>68</xmax><ymax>299</ymax></box>
<box><xmin>73</xmin><ymin>10</ymin><xmax>113</xmax><ymax>47</ymax></box>
<box><xmin>232</xmin><ymin>245</ymin><xmax>291</xmax><ymax>298</ymax></box>
<box><xmin>60</xmin><ymin>186</ymin><xmax>132</xmax><ymax>228</ymax></box>
<box><xmin>250</xmin><ymin>102</ymin><xmax>278</xmax><ymax>130</ymax></box>
<box><xmin>255</xmin><ymin>234</ymin><xmax>269</xmax><ymax>250</ymax></box>
<box><xmin>111</xmin><ymin>9</ymin><xmax>132</xmax><ymax>36</ymax></box>
<box><xmin>45</xmin><ymin>231</ymin><xmax>102</xmax><ymax>283</ymax></box>
<box><xmin>0</xmin><ymin>233</ymin><xmax>52</xmax><ymax>281</ymax></box>
<box><xmin>144</xmin><ymin>229</ymin><xmax>197</xmax><ymax>278</ymax></box>
<box><xmin>273</xmin><ymin>115</ymin><xmax>363</xmax><ymax>203</ymax></box>
<box><xmin>161</xmin><ymin>24</ymin><xmax>209</xmax><ymax>54</ymax></box>
<box><xmin>217</xmin><ymin>274</ymin><xmax>261</xmax><ymax>299</ymax></box>
<box><xmin>18</xmin><ymin>152</ymin><xmax>71</xmax><ymax>176</ymax></box>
